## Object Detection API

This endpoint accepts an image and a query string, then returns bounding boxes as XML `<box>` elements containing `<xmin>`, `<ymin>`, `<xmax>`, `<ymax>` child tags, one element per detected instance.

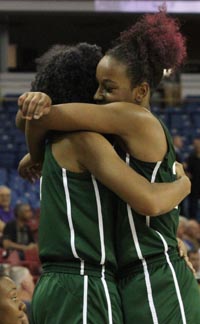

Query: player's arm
<box><xmin>24</xmin><ymin>119</ymin><xmax>190</xmax><ymax>216</ymax></box>
<box><xmin>75</xmin><ymin>132</ymin><xmax>190</xmax><ymax>216</ymax></box>
<box><xmin>16</xmin><ymin>110</ymin><xmax>26</xmax><ymax>132</ymax></box>
<box><xmin>17</xmin><ymin>91</ymin><xmax>147</xmax><ymax>137</ymax></box>
<box><xmin>25</xmin><ymin>117</ymin><xmax>47</xmax><ymax>163</ymax></box>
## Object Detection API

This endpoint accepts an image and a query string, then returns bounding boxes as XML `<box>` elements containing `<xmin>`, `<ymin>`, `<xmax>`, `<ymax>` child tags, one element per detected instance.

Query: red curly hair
<box><xmin>107</xmin><ymin>11</ymin><xmax>186</xmax><ymax>91</ymax></box>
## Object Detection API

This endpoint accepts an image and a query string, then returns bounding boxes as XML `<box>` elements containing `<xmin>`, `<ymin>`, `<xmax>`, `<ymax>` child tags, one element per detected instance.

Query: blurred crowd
<box><xmin>0</xmin><ymin>185</ymin><xmax>40</xmax><ymax>323</ymax></box>
<box><xmin>173</xmin><ymin>136</ymin><xmax>200</xmax><ymax>221</ymax></box>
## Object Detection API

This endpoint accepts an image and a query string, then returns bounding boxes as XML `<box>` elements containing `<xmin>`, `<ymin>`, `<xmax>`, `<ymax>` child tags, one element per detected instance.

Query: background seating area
<box><xmin>0</xmin><ymin>94</ymin><xmax>200</xmax><ymax>291</ymax></box>
<box><xmin>152</xmin><ymin>99</ymin><xmax>200</xmax><ymax>160</ymax></box>
<box><xmin>0</xmin><ymin>247</ymin><xmax>41</xmax><ymax>284</ymax></box>
<box><xmin>0</xmin><ymin>95</ymin><xmax>40</xmax><ymax>208</ymax></box>
<box><xmin>0</xmin><ymin>95</ymin><xmax>200</xmax><ymax>209</ymax></box>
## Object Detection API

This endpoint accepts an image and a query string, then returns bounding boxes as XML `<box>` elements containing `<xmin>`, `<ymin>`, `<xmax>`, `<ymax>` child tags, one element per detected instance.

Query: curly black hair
<box><xmin>31</xmin><ymin>43</ymin><xmax>103</xmax><ymax>104</ymax></box>
<box><xmin>35</xmin><ymin>44</ymin><xmax>69</xmax><ymax>72</ymax></box>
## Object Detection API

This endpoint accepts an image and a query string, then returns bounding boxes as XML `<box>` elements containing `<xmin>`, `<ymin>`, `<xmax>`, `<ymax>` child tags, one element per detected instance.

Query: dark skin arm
<box><xmin>16</xmin><ymin>93</ymin><xmax>191</xmax><ymax>217</ymax></box>
<box><xmin>17</xmin><ymin>91</ymin><xmax>167</xmax><ymax>163</ymax></box>
<box><xmin>74</xmin><ymin>132</ymin><xmax>191</xmax><ymax>216</ymax></box>
<box><xmin>23</xmin><ymin>114</ymin><xmax>190</xmax><ymax>216</ymax></box>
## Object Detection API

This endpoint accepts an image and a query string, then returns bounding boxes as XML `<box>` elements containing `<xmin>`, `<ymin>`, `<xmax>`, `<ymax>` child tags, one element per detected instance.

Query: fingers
<box><xmin>18</xmin><ymin>164</ymin><xmax>41</xmax><ymax>183</ymax></box>
<box><xmin>18</xmin><ymin>92</ymin><xmax>28</xmax><ymax>110</ymax></box>
<box><xmin>177</xmin><ymin>238</ymin><xmax>196</xmax><ymax>276</ymax></box>
<box><xmin>18</xmin><ymin>92</ymin><xmax>52</xmax><ymax>120</ymax></box>
<box><xmin>184</xmin><ymin>255</ymin><xmax>196</xmax><ymax>276</ymax></box>
<box><xmin>175</xmin><ymin>161</ymin><xmax>185</xmax><ymax>179</ymax></box>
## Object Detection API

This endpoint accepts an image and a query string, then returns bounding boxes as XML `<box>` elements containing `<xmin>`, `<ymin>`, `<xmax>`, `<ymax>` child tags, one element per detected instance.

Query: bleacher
<box><xmin>0</xmin><ymin>94</ymin><xmax>200</xmax><ymax>209</ymax></box>
<box><xmin>0</xmin><ymin>95</ymin><xmax>40</xmax><ymax>209</ymax></box>
<box><xmin>152</xmin><ymin>99</ymin><xmax>200</xmax><ymax>161</ymax></box>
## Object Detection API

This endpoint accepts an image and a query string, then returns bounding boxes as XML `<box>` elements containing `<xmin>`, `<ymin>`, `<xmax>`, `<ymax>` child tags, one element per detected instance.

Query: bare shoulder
<box><xmin>71</xmin><ymin>131</ymin><xmax>108</xmax><ymax>148</ymax></box>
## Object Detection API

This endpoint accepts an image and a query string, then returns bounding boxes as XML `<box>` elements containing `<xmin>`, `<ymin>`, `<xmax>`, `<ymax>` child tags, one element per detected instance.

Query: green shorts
<box><xmin>118</xmin><ymin>255</ymin><xmax>200</xmax><ymax>324</ymax></box>
<box><xmin>31</xmin><ymin>263</ymin><xmax>123</xmax><ymax>324</ymax></box>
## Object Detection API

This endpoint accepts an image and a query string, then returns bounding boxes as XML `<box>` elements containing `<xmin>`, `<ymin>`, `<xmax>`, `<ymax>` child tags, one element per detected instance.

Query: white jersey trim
<box><xmin>91</xmin><ymin>175</ymin><xmax>106</xmax><ymax>265</ymax></box>
<box><xmin>156</xmin><ymin>231</ymin><xmax>187</xmax><ymax>324</ymax></box>
<box><xmin>39</xmin><ymin>176</ymin><xmax>42</xmax><ymax>201</ymax></box>
<box><xmin>125</xmin><ymin>153</ymin><xmax>185</xmax><ymax>323</ymax></box>
<box><xmin>127</xmin><ymin>204</ymin><xmax>159</xmax><ymax>324</ymax></box>
<box><xmin>83</xmin><ymin>275</ymin><xmax>88</xmax><ymax>324</ymax></box>
<box><xmin>80</xmin><ymin>260</ymin><xmax>85</xmax><ymax>275</ymax></box>
<box><xmin>172</xmin><ymin>161</ymin><xmax>179</xmax><ymax>209</ymax></box>
<box><xmin>126</xmin><ymin>153</ymin><xmax>159</xmax><ymax>324</ymax></box>
<box><xmin>101</xmin><ymin>274</ymin><xmax>113</xmax><ymax>324</ymax></box>
<box><xmin>62</xmin><ymin>168</ymin><xmax>80</xmax><ymax>259</ymax></box>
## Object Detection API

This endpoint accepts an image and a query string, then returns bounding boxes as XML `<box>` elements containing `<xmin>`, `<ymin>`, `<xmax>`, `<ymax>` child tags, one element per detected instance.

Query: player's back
<box><xmin>39</xmin><ymin>132</ymin><xmax>117</xmax><ymax>275</ymax></box>
<box><xmin>116</xmin><ymin>119</ymin><xmax>179</xmax><ymax>272</ymax></box>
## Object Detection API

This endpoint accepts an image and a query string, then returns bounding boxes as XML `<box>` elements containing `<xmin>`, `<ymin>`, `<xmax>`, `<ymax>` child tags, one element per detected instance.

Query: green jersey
<box><xmin>116</xmin><ymin>118</ymin><xmax>200</xmax><ymax>324</ymax></box>
<box><xmin>116</xmin><ymin>119</ymin><xmax>179</xmax><ymax>271</ymax></box>
<box><xmin>39</xmin><ymin>144</ymin><xmax>117</xmax><ymax>274</ymax></box>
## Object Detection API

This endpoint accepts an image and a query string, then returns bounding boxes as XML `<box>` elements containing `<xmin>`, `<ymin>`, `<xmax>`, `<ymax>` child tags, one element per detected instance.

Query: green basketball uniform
<box><xmin>31</xmin><ymin>271</ymin><xmax>123</xmax><ymax>324</ymax></box>
<box><xmin>31</xmin><ymin>143</ymin><xmax>123</xmax><ymax>324</ymax></box>
<box><xmin>116</xmin><ymin>119</ymin><xmax>200</xmax><ymax>324</ymax></box>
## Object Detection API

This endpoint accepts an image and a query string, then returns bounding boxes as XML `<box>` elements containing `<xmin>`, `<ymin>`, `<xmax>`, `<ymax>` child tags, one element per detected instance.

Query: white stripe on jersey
<box><xmin>127</xmin><ymin>204</ymin><xmax>159</xmax><ymax>324</ymax></box>
<box><xmin>80</xmin><ymin>260</ymin><xmax>85</xmax><ymax>275</ymax></box>
<box><xmin>62</xmin><ymin>168</ymin><xmax>80</xmax><ymax>259</ymax></box>
<box><xmin>39</xmin><ymin>176</ymin><xmax>42</xmax><ymax>201</ymax></box>
<box><xmin>172</xmin><ymin>161</ymin><xmax>176</xmax><ymax>175</ymax></box>
<box><xmin>172</xmin><ymin>161</ymin><xmax>179</xmax><ymax>209</ymax></box>
<box><xmin>126</xmin><ymin>153</ymin><xmax>159</xmax><ymax>324</ymax></box>
<box><xmin>146</xmin><ymin>161</ymin><xmax>162</xmax><ymax>227</ymax></box>
<box><xmin>91</xmin><ymin>175</ymin><xmax>106</xmax><ymax>265</ymax></box>
<box><xmin>83</xmin><ymin>275</ymin><xmax>88</xmax><ymax>324</ymax></box>
<box><xmin>101</xmin><ymin>265</ymin><xmax>113</xmax><ymax>324</ymax></box>
<box><xmin>125</xmin><ymin>153</ymin><xmax>185</xmax><ymax>323</ymax></box>
<box><xmin>156</xmin><ymin>231</ymin><xmax>187</xmax><ymax>324</ymax></box>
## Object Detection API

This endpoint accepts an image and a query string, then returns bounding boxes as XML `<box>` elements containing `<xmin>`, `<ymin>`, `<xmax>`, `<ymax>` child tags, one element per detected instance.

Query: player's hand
<box><xmin>175</xmin><ymin>161</ymin><xmax>186</xmax><ymax>179</ymax></box>
<box><xmin>175</xmin><ymin>161</ymin><xmax>191</xmax><ymax>194</ymax></box>
<box><xmin>177</xmin><ymin>238</ymin><xmax>196</xmax><ymax>276</ymax></box>
<box><xmin>18</xmin><ymin>92</ymin><xmax>52</xmax><ymax>120</ymax></box>
<box><xmin>18</xmin><ymin>153</ymin><xmax>42</xmax><ymax>183</ymax></box>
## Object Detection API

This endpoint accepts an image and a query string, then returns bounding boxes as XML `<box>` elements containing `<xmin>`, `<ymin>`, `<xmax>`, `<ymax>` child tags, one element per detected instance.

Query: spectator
<box><xmin>177</xmin><ymin>216</ymin><xmax>193</xmax><ymax>251</ymax></box>
<box><xmin>186</xmin><ymin>138</ymin><xmax>200</xmax><ymax>220</ymax></box>
<box><xmin>2</xmin><ymin>203</ymin><xmax>37</xmax><ymax>260</ymax></box>
<box><xmin>0</xmin><ymin>264</ymin><xmax>11</xmax><ymax>276</ymax></box>
<box><xmin>10</xmin><ymin>266</ymin><xmax>35</xmax><ymax>321</ymax></box>
<box><xmin>183</xmin><ymin>219</ymin><xmax>200</xmax><ymax>251</ymax></box>
<box><xmin>173</xmin><ymin>135</ymin><xmax>184</xmax><ymax>163</ymax></box>
<box><xmin>177</xmin><ymin>215</ymin><xmax>188</xmax><ymax>239</ymax></box>
<box><xmin>0</xmin><ymin>274</ymin><xmax>28</xmax><ymax>324</ymax></box>
<box><xmin>188</xmin><ymin>249</ymin><xmax>200</xmax><ymax>278</ymax></box>
<box><xmin>0</xmin><ymin>186</ymin><xmax>14</xmax><ymax>233</ymax></box>
<box><xmin>173</xmin><ymin>136</ymin><xmax>186</xmax><ymax>215</ymax></box>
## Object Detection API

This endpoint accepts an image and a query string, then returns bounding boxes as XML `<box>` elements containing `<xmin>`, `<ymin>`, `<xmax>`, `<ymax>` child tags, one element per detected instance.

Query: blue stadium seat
<box><xmin>0</xmin><ymin>153</ymin><xmax>16</xmax><ymax>168</ymax></box>
<box><xmin>191</xmin><ymin>113</ymin><xmax>200</xmax><ymax>128</ymax></box>
<box><xmin>3</xmin><ymin>94</ymin><xmax>20</xmax><ymax>110</ymax></box>
<box><xmin>0</xmin><ymin>168</ymin><xmax>7</xmax><ymax>184</ymax></box>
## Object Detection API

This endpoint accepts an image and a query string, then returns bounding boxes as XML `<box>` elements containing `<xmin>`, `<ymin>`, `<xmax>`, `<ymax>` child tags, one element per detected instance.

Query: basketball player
<box><xmin>18</xmin><ymin>11</ymin><xmax>199</xmax><ymax>323</ymax></box>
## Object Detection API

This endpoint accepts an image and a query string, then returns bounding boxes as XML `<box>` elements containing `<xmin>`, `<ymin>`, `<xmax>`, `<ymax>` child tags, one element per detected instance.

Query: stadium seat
<box><xmin>21</xmin><ymin>248</ymin><xmax>41</xmax><ymax>276</ymax></box>
<box><xmin>0</xmin><ymin>168</ymin><xmax>7</xmax><ymax>184</ymax></box>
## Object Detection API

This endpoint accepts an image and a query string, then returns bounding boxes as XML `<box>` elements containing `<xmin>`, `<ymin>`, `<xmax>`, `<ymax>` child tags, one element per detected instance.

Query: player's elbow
<box><xmin>134</xmin><ymin>196</ymin><xmax>163</xmax><ymax>217</ymax></box>
<box><xmin>146</xmin><ymin>204</ymin><xmax>163</xmax><ymax>217</ymax></box>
